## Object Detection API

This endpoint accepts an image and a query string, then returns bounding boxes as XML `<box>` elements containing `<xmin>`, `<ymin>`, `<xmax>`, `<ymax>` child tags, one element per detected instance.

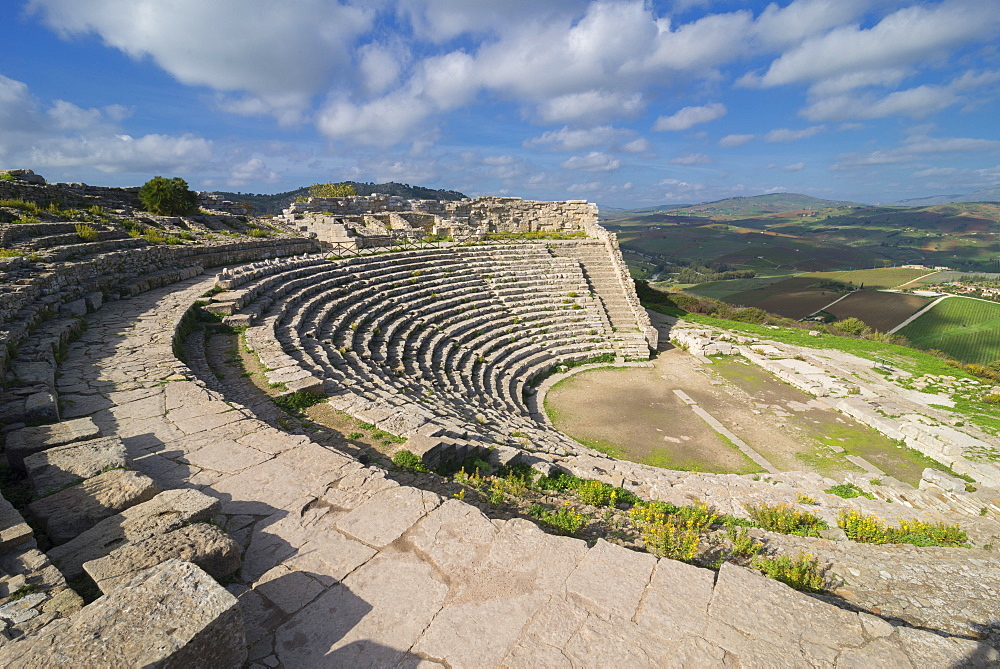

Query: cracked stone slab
<box><xmin>634</xmin><ymin>558</ymin><xmax>716</xmax><ymax>640</ymax></box>
<box><xmin>23</xmin><ymin>436</ymin><xmax>127</xmax><ymax>498</ymax></box>
<box><xmin>4</xmin><ymin>417</ymin><xmax>100</xmax><ymax>471</ymax></box>
<box><xmin>275</xmin><ymin>548</ymin><xmax>448</xmax><ymax>668</ymax></box>
<box><xmin>179</xmin><ymin>438</ymin><xmax>272</xmax><ymax>474</ymax></box>
<box><xmin>84</xmin><ymin>522</ymin><xmax>241</xmax><ymax>594</ymax></box>
<box><xmin>565</xmin><ymin>539</ymin><xmax>657</xmax><ymax>620</ymax></box>
<box><xmin>27</xmin><ymin>469</ymin><xmax>160</xmax><ymax>545</ymax></box>
<box><xmin>47</xmin><ymin>488</ymin><xmax>220</xmax><ymax>580</ymax></box>
<box><xmin>334</xmin><ymin>485</ymin><xmax>442</xmax><ymax>548</ymax></box>
<box><xmin>411</xmin><ymin>519</ymin><xmax>589</xmax><ymax>668</ymax></box>
<box><xmin>212</xmin><ymin>443</ymin><xmax>355</xmax><ymax>515</ymax></box>
<box><xmin>0</xmin><ymin>559</ymin><xmax>245</xmax><ymax>668</ymax></box>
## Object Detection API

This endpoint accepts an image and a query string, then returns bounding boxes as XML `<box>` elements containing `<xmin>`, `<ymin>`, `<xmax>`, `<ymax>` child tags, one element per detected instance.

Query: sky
<box><xmin>1</xmin><ymin>0</ymin><xmax>999</xmax><ymax>207</ymax></box>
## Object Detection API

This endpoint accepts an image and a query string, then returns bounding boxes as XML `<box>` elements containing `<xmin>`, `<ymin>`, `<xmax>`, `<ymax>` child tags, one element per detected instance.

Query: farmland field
<box><xmin>721</xmin><ymin>277</ymin><xmax>841</xmax><ymax>318</ymax></box>
<box><xmin>825</xmin><ymin>291</ymin><xmax>931</xmax><ymax>333</ymax></box>
<box><xmin>685</xmin><ymin>276</ymin><xmax>789</xmax><ymax>299</ymax></box>
<box><xmin>800</xmin><ymin>268</ymin><xmax>931</xmax><ymax>289</ymax></box>
<box><xmin>898</xmin><ymin>296</ymin><xmax>1000</xmax><ymax>363</ymax></box>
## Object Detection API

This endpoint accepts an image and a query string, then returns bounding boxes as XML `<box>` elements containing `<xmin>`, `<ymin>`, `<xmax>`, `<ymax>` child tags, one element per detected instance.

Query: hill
<box><xmin>894</xmin><ymin>184</ymin><xmax>1000</xmax><ymax>206</ymax></box>
<box><xmin>212</xmin><ymin>181</ymin><xmax>467</xmax><ymax>215</ymax></box>
<box><xmin>662</xmin><ymin>193</ymin><xmax>865</xmax><ymax>217</ymax></box>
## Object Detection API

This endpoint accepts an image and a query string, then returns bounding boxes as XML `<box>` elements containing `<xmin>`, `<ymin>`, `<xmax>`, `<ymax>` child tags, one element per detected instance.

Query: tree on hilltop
<box><xmin>138</xmin><ymin>176</ymin><xmax>198</xmax><ymax>216</ymax></box>
<box><xmin>308</xmin><ymin>182</ymin><xmax>358</xmax><ymax>198</ymax></box>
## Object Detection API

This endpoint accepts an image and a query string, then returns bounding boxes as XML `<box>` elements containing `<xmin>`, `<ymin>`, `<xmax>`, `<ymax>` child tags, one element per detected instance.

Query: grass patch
<box><xmin>273</xmin><ymin>391</ymin><xmax>326</xmax><ymax>415</ymax></box>
<box><xmin>825</xmin><ymin>483</ymin><xmax>875</xmax><ymax>500</ymax></box>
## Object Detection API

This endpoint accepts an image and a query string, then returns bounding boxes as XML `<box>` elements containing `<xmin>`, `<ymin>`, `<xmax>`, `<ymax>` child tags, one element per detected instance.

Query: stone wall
<box><xmin>0</xmin><ymin>175</ymin><xmax>243</xmax><ymax>215</ymax></box>
<box><xmin>279</xmin><ymin>195</ymin><xmax>599</xmax><ymax>240</ymax></box>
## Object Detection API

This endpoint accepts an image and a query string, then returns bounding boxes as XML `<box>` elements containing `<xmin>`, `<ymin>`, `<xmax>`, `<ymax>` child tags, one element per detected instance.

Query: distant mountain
<box><xmin>893</xmin><ymin>185</ymin><xmax>1000</xmax><ymax>206</ymax></box>
<box><xmin>601</xmin><ymin>193</ymin><xmax>863</xmax><ymax>220</ymax></box>
<box><xmin>212</xmin><ymin>181</ymin><xmax>467</xmax><ymax>215</ymax></box>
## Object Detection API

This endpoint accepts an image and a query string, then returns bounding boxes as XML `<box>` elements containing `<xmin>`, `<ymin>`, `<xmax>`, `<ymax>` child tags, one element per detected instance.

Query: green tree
<box><xmin>834</xmin><ymin>317</ymin><xmax>870</xmax><ymax>336</ymax></box>
<box><xmin>138</xmin><ymin>176</ymin><xmax>198</xmax><ymax>216</ymax></box>
<box><xmin>308</xmin><ymin>182</ymin><xmax>358</xmax><ymax>198</ymax></box>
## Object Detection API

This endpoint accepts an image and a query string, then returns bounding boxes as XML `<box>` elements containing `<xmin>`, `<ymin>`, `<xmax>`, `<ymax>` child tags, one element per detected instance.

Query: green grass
<box><xmin>898</xmin><ymin>297</ymin><xmax>1000</xmax><ymax>364</ymax></box>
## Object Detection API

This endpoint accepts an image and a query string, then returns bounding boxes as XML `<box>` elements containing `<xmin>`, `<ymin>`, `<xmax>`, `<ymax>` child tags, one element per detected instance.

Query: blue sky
<box><xmin>2</xmin><ymin>0</ymin><xmax>999</xmax><ymax>207</ymax></box>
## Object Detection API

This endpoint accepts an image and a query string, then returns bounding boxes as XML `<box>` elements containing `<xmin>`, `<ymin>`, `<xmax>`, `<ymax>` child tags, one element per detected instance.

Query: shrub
<box><xmin>824</xmin><ymin>483</ymin><xmax>875</xmax><ymax>500</ymax></box>
<box><xmin>0</xmin><ymin>173</ymin><xmax>16</xmax><ymax>182</ymax></box>
<box><xmin>138</xmin><ymin>176</ymin><xmax>198</xmax><ymax>216</ymax></box>
<box><xmin>745</xmin><ymin>502</ymin><xmax>828</xmax><ymax>537</ymax></box>
<box><xmin>533</xmin><ymin>502</ymin><xmax>587</xmax><ymax>536</ymax></box>
<box><xmin>838</xmin><ymin>510</ymin><xmax>969</xmax><ymax>547</ymax></box>
<box><xmin>751</xmin><ymin>553</ymin><xmax>827</xmax><ymax>593</ymax></box>
<box><xmin>247</xmin><ymin>228</ymin><xmax>268</xmax><ymax>238</ymax></box>
<box><xmin>74</xmin><ymin>223</ymin><xmax>98</xmax><ymax>242</ymax></box>
<box><xmin>728</xmin><ymin>526</ymin><xmax>763</xmax><ymax>560</ymax></box>
<box><xmin>392</xmin><ymin>449</ymin><xmax>426</xmax><ymax>471</ymax></box>
<box><xmin>833</xmin><ymin>317</ymin><xmax>870</xmax><ymax>336</ymax></box>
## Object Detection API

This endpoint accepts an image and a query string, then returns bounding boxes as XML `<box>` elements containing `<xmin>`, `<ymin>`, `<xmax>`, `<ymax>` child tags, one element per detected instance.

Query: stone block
<box><xmin>84</xmin><ymin>523</ymin><xmax>241</xmax><ymax>594</ymax></box>
<box><xmin>23</xmin><ymin>391</ymin><xmax>59</xmax><ymax>423</ymax></box>
<box><xmin>48</xmin><ymin>488</ymin><xmax>220</xmax><ymax>580</ymax></box>
<box><xmin>335</xmin><ymin>485</ymin><xmax>442</xmax><ymax>548</ymax></box>
<box><xmin>24</xmin><ymin>436</ymin><xmax>127</xmax><ymax>498</ymax></box>
<box><xmin>0</xmin><ymin>491</ymin><xmax>33</xmax><ymax>553</ymax></box>
<box><xmin>918</xmin><ymin>467</ymin><xmax>966</xmax><ymax>494</ymax></box>
<box><xmin>28</xmin><ymin>469</ymin><xmax>160</xmax><ymax>545</ymax></box>
<box><xmin>4</xmin><ymin>417</ymin><xmax>100</xmax><ymax>471</ymax></box>
<box><xmin>60</xmin><ymin>299</ymin><xmax>87</xmax><ymax>317</ymax></box>
<box><xmin>0</xmin><ymin>559</ymin><xmax>246</xmax><ymax>668</ymax></box>
<box><xmin>84</xmin><ymin>291</ymin><xmax>103</xmax><ymax>312</ymax></box>
<box><xmin>14</xmin><ymin>361</ymin><xmax>54</xmax><ymax>390</ymax></box>
<box><xmin>284</xmin><ymin>375</ymin><xmax>324</xmax><ymax>395</ymax></box>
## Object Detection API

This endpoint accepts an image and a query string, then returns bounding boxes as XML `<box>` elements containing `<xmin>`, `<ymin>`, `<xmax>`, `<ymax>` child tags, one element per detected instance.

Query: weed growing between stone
<box><xmin>837</xmin><ymin>510</ymin><xmax>970</xmax><ymax>547</ymax></box>
<box><xmin>744</xmin><ymin>502</ymin><xmax>829</xmax><ymax>537</ymax></box>
<box><xmin>750</xmin><ymin>553</ymin><xmax>828</xmax><ymax>593</ymax></box>
<box><xmin>824</xmin><ymin>483</ymin><xmax>875</xmax><ymax>500</ymax></box>
<box><xmin>273</xmin><ymin>391</ymin><xmax>327</xmax><ymax>415</ymax></box>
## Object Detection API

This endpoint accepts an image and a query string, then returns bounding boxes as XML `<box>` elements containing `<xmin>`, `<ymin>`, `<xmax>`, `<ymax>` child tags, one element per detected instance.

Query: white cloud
<box><xmin>782</xmin><ymin>162</ymin><xmax>805</xmax><ymax>171</ymax></box>
<box><xmin>802</xmin><ymin>84</ymin><xmax>956</xmax><ymax>122</ymax></box>
<box><xmin>28</xmin><ymin>0</ymin><xmax>373</xmax><ymax>113</ymax></box>
<box><xmin>567</xmin><ymin>181</ymin><xmax>602</xmax><ymax>193</ymax></box>
<box><xmin>654</xmin><ymin>102</ymin><xmax>726</xmax><ymax>131</ymax></box>
<box><xmin>0</xmin><ymin>74</ymin><xmax>212</xmax><ymax>175</ymax></box>
<box><xmin>750</xmin><ymin>0</ymin><xmax>1000</xmax><ymax>88</ymax></box>
<box><xmin>719</xmin><ymin>133</ymin><xmax>754</xmax><ymax>147</ymax></box>
<box><xmin>228</xmin><ymin>158</ymin><xmax>281</xmax><ymax>187</ymax></box>
<box><xmin>525</xmin><ymin>126</ymin><xmax>632</xmax><ymax>151</ymax></box>
<box><xmin>765</xmin><ymin>125</ymin><xmax>826</xmax><ymax>142</ymax></box>
<box><xmin>620</xmin><ymin>138</ymin><xmax>651</xmax><ymax>153</ymax></box>
<box><xmin>669</xmin><ymin>152</ymin><xmax>713</xmax><ymax>165</ymax></box>
<box><xmin>560</xmin><ymin>151</ymin><xmax>622</xmax><ymax>172</ymax></box>
<box><xmin>536</xmin><ymin>91</ymin><xmax>644</xmax><ymax>124</ymax></box>
<box><xmin>831</xmin><ymin>132</ymin><xmax>1000</xmax><ymax>171</ymax></box>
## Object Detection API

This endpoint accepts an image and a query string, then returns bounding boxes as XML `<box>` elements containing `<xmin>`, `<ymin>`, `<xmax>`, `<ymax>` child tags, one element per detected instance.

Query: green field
<box><xmin>898</xmin><ymin>296</ymin><xmax>1000</xmax><ymax>364</ymax></box>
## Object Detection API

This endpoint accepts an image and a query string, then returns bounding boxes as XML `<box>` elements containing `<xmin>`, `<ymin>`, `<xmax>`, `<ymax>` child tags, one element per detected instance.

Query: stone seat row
<box><xmin>231</xmin><ymin>244</ymin><xmax>628</xmax><ymax>457</ymax></box>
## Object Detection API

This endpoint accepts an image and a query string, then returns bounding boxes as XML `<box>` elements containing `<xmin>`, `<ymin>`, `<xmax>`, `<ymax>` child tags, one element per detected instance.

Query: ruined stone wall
<box><xmin>280</xmin><ymin>195</ymin><xmax>599</xmax><ymax>238</ymax></box>
<box><xmin>0</xmin><ymin>177</ymin><xmax>243</xmax><ymax>215</ymax></box>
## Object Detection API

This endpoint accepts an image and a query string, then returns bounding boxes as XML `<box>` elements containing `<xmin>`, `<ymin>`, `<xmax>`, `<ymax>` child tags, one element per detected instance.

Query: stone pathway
<box><xmin>19</xmin><ymin>269</ymin><xmax>997</xmax><ymax>666</ymax></box>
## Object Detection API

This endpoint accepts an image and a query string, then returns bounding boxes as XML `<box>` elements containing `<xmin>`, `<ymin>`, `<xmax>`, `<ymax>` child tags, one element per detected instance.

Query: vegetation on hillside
<box><xmin>212</xmin><ymin>181</ymin><xmax>468</xmax><ymax>215</ymax></box>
